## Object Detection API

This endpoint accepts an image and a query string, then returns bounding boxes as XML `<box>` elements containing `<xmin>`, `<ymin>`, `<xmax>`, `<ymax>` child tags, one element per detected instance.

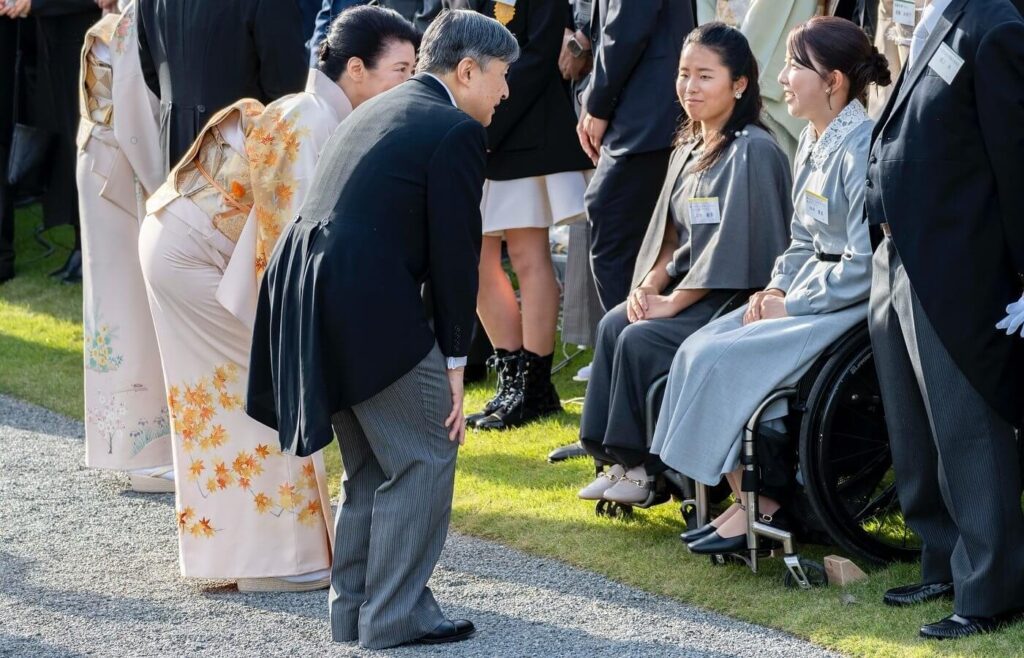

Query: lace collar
<box><xmin>808</xmin><ymin>100</ymin><xmax>870</xmax><ymax>171</ymax></box>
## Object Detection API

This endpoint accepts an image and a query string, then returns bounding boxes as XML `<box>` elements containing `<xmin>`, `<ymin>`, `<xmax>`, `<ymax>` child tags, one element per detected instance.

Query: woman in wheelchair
<box><xmin>650</xmin><ymin>16</ymin><xmax>891</xmax><ymax>555</ymax></box>
<box><xmin>577</xmin><ymin>24</ymin><xmax>793</xmax><ymax>505</ymax></box>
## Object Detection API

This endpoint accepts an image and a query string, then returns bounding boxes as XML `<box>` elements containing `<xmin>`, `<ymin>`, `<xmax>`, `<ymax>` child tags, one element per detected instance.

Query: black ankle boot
<box><xmin>466</xmin><ymin>348</ymin><xmax>522</xmax><ymax>425</ymax></box>
<box><xmin>475</xmin><ymin>349</ymin><xmax>561</xmax><ymax>431</ymax></box>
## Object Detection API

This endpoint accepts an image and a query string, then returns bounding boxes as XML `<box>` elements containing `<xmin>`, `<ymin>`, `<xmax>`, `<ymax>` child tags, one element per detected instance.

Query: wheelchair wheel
<box><xmin>799</xmin><ymin>326</ymin><xmax>920</xmax><ymax>565</ymax></box>
<box><xmin>595</xmin><ymin>500</ymin><xmax>634</xmax><ymax>519</ymax></box>
<box><xmin>783</xmin><ymin>559</ymin><xmax>828</xmax><ymax>589</ymax></box>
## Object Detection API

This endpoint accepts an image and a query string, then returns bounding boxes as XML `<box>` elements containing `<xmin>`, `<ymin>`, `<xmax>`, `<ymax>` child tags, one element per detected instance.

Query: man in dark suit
<box><xmin>0</xmin><ymin>16</ymin><xmax>17</xmax><ymax>284</ymax></box>
<box><xmin>247</xmin><ymin>9</ymin><xmax>518</xmax><ymax>650</ymax></box>
<box><xmin>577</xmin><ymin>0</ymin><xmax>694</xmax><ymax>311</ymax></box>
<box><xmin>866</xmin><ymin>0</ymin><xmax>1024</xmax><ymax>640</ymax></box>
<box><xmin>136</xmin><ymin>0</ymin><xmax>307</xmax><ymax>171</ymax></box>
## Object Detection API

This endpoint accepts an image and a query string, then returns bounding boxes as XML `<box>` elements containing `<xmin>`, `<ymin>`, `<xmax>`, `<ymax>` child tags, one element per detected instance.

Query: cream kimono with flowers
<box><xmin>78</xmin><ymin>6</ymin><xmax>170</xmax><ymax>471</ymax></box>
<box><xmin>139</xmin><ymin>97</ymin><xmax>335</xmax><ymax>578</ymax></box>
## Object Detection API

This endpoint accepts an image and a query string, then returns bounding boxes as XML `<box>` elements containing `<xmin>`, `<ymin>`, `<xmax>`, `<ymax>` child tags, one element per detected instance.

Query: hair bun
<box><xmin>868</xmin><ymin>48</ymin><xmax>892</xmax><ymax>87</ymax></box>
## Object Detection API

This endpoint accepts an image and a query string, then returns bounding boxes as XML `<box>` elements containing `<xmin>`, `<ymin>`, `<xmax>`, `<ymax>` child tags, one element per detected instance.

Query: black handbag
<box><xmin>6</xmin><ymin>22</ymin><xmax>54</xmax><ymax>195</ymax></box>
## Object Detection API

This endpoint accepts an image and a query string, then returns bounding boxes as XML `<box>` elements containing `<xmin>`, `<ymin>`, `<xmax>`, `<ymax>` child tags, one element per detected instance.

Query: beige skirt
<box><xmin>480</xmin><ymin>170</ymin><xmax>589</xmax><ymax>237</ymax></box>
<box><xmin>138</xmin><ymin>200</ymin><xmax>333</xmax><ymax>579</ymax></box>
<box><xmin>78</xmin><ymin>131</ymin><xmax>172</xmax><ymax>471</ymax></box>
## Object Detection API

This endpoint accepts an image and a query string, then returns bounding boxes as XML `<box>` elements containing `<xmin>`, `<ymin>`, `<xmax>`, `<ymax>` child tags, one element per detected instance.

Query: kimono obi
<box><xmin>84</xmin><ymin>46</ymin><xmax>114</xmax><ymax>127</ymax></box>
<box><xmin>146</xmin><ymin>100</ymin><xmax>264</xmax><ymax>244</ymax></box>
<box><xmin>175</xmin><ymin>124</ymin><xmax>254</xmax><ymax>244</ymax></box>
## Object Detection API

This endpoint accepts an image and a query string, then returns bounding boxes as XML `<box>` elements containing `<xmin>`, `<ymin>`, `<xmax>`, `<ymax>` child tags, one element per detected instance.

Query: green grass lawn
<box><xmin>2</xmin><ymin>208</ymin><xmax>1021</xmax><ymax>658</ymax></box>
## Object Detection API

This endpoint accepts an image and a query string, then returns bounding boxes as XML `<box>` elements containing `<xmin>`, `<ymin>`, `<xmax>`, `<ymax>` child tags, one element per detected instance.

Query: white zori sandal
<box><xmin>128</xmin><ymin>465</ymin><xmax>176</xmax><ymax>493</ymax></box>
<box><xmin>578</xmin><ymin>464</ymin><xmax>626</xmax><ymax>500</ymax></box>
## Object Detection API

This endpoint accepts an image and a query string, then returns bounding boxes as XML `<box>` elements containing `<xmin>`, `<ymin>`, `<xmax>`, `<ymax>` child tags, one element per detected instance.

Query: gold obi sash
<box><xmin>145</xmin><ymin>100</ymin><xmax>264</xmax><ymax>244</ymax></box>
<box><xmin>85</xmin><ymin>49</ymin><xmax>114</xmax><ymax>127</ymax></box>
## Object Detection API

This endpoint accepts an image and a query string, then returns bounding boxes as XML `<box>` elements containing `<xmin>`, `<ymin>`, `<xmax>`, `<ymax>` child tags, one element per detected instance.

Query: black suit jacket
<box><xmin>584</xmin><ymin>0</ymin><xmax>693</xmax><ymax>155</ymax></box>
<box><xmin>865</xmin><ymin>0</ymin><xmax>1024</xmax><ymax>425</ymax></box>
<box><xmin>445</xmin><ymin>0</ymin><xmax>591</xmax><ymax>180</ymax></box>
<box><xmin>247</xmin><ymin>75</ymin><xmax>487</xmax><ymax>456</ymax></box>
<box><xmin>137</xmin><ymin>0</ymin><xmax>307</xmax><ymax>172</ymax></box>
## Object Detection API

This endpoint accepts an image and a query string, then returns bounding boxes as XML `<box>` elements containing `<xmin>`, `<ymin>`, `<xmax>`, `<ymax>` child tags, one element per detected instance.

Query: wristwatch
<box><xmin>567</xmin><ymin>34</ymin><xmax>591</xmax><ymax>59</ymax></box>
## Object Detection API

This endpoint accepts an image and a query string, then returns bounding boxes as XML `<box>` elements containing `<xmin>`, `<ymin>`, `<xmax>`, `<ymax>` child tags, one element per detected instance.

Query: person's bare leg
<box><xmin>504</xmin><ymin>228</ymin><xmax>558</xmax><ymax>356</ymax></box>
<box><xmin>716</xmin><ymin>467</ymin><xmax>780</xmax><ymax>537</ymax></box>
<box><xmin>476</xmin><ymin>235</ymin><xmax>522</xmax><ymax>351</ymax></box>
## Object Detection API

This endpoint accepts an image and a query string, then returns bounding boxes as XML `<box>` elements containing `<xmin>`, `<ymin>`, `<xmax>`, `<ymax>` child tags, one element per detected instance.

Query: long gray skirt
<box><xmin>580</xmin><ymin>291</ymin><xmax>738</xmax><ymax>460</ymax></box>
<box><xmin>651</xmin><ymin>302</ymin><xmax>867</xmax><ymax>485</ymax></box>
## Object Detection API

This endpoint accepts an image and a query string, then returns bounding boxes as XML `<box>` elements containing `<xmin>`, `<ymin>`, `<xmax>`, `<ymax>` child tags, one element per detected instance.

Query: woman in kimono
<box><xmin>77</xmin><ymin>5</ymin><xmax>173</xmax><ymax>492</ymax></box>
<box><xmin>652</xmin><ymin>16</ymin><xmax>891</xmax><ymax>555</ymax></box>
<box><xmin>137</xmin><ymin>6</ymin><xmax>417</xmax><ymax>591</ymax></box>
<box><xmin>577</xmin><ymin>23</ymin><xmax>792</xmax><ymax>505</ymax></box>
<box><xmin>445</xmin><ymin>0</ymin><xmax>593</xmax><ymax>431</ymax></box>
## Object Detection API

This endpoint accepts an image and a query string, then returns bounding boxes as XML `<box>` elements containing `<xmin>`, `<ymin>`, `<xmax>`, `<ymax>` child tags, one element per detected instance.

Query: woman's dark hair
<box><xmin>318</xmin><ymin>5</ymin><xmax>420</xmax><ymax>81</ymax></box>
<box><xmin>787</xmin><ymin>16</ymin><xmax>892</xmax><ymax>107</ymax></box>
<box><xmin>676</xmin><ymin>22</ymin><xmax>768</xmax><ymax>172</ymax></box>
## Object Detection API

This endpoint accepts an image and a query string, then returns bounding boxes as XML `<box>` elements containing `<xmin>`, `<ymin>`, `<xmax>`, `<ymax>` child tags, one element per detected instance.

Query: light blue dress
<box><xmin>650</xmin><ymin>101</ymin><xmax>875</xmax><ymax>485</ymax></box>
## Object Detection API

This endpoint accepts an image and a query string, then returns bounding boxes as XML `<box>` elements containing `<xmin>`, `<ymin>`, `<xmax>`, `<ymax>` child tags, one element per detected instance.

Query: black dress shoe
<box><xmin>920</xmin><ymin>613</ymin><xmax>1008</xmax><ymax>640</ymax></box>
<box><xmin>883</xmin><ymin>582</ymin><xmax>954</xmax><ymax>607</ymax></box>
<box><xmin>415</xmin><ymin>619</ymin><xmax>475</xmax><ymax>645</ymax></box>
<box><xmin>679</xmin><ymin>522</ymin><xmax>717</xmax><ymax>544</ymax></box>
<box><xmin>687</xmin><ymin>530</ymin><xmax>747</xmax><ymax>554</ymax></box>
<box><xmin>59</xmin><ymin>250</ymin><xmax>83</xmax><ymax>284</ymax></box>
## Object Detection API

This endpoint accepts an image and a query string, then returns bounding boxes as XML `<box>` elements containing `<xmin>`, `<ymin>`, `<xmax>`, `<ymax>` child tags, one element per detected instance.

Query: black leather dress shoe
<box><xmin>50</xmin><ymin>249</ymin><xmax>80</xmax><ymax>278</ymax></box>
<box><xmin>883</xmin><ymin>582</ymin><xmax>954</xmax><ymax>607</ymax></box>
<box><xmin>920</xmin><ymin>613</ymin><xmax>1007</xmax><ymax>640</ymax></box>
<box><xmin>58</xmin><ymin>250</ymin><xmax>82</xmax><ymax>284</ymax></box>
<box><xmin>415</xmin><ymin>619</ymin><xmax>475</xmax><ymax>645</ymax></box>
<box><xmin>679</xmin><ymin>522</ymin><xmax>717</xmax><ymax>544</ymax></box>
<box><xmin>687</xmin><ymin>530</ymin><xmax>747</xmax><ymax>554</ymax></box>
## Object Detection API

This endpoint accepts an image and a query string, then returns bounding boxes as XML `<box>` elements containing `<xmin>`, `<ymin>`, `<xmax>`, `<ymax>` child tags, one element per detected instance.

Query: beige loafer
<box><xmin>236</xmin><ymin>576</ymin><xmax>330</xmax><ymax>593</ymax></box>
<box><xmin>601</xmin><ymin>466</ymin><xmax>652</xmax><ymax>505</ymax></box>
<box><xmin>578</xmin><ymin>464</ymin><xmax>625</xmax><ymax>500</ymax></box>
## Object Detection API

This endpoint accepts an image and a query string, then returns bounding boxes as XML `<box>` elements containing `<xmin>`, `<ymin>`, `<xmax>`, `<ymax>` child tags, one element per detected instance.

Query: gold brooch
<box><xmin>494</xmin><ymin>1</ymin><xmax>515</xmax><ymax>25</ymax></box>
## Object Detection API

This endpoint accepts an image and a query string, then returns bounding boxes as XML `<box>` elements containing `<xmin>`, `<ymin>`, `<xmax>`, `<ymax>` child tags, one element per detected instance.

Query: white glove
<box><xmin>995</xmin><ymin>293</ymin><xmax>1024</xmax><ymax>337</ymax></box>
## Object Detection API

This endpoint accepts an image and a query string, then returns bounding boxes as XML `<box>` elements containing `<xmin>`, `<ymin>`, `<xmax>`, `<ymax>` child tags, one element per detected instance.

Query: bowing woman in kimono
<box><xmin>137</xmin><ymin>6</ymin><xmax>418</xmax><ymax>591</ymax></box>
<box><xmin>577</xmin><ymin>24</ymin><xmax>791</xmax><ymax>505</ymax></box>
<box><xmin>653</xmin><ymin>17</ymin><xmax>891</xmax><ymax>555</ymax></box>
<box><xmin>77</xmin><ymin>4</ymin><xmax>174</xmax><ymax>492</ymax></box>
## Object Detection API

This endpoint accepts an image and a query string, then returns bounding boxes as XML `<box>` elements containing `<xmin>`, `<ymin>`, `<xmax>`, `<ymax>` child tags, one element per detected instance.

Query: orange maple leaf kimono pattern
<box><xmin>78</xmin><ymin>6</ymin><xmax>171</xmax><ymax>472</ymax></box>
<box><xmin>139</xmin><ymin>98</ymin><xmax>333</xmax><ymax>579</ymax></box>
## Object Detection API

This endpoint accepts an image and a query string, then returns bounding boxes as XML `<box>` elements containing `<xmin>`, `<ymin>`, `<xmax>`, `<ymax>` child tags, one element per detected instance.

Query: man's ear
<box><xmin>455</xmin><ymin>57</ymin><xmax>476</xmax><ymax>86</ymax></box>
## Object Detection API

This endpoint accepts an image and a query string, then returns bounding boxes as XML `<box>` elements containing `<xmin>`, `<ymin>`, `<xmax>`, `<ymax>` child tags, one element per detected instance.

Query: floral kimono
<box><xmin>78</xmin><ymin>6</ymin><xmax>170</xmax><ymax>473</ymax></box>
<box><xmin>138</xmin><ymin>98</ymin><xmax>333</xmax><ymax>579</ymax></box>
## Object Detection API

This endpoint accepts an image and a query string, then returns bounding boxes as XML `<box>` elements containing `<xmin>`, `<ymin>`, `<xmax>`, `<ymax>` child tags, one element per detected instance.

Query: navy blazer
<box><xmin>865</xmin><ymin>0</ymin><xmax>1024</xmax><ymax>425</ymax></box>
<box><xmin>247</xmin><ymin>75</ymin><xmax>487</xmax><ymax>456</ymax></box>
<box><xmin>584</xmin><ymin>0</ymin><xmax>693</xmax><ymax>156</ymax></box>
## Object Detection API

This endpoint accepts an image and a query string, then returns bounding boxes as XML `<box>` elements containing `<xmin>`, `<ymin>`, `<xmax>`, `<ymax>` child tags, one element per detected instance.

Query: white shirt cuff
<box><xmin>446</xmin><ymin>356</ymin><xmax>468</xmax><ymax>370</ymax></box>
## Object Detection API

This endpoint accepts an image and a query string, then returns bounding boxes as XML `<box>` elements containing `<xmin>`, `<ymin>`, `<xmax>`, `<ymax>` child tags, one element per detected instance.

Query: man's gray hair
<box><xmin>418</xmin><ymin>9</ymin><xmax>519</xmax><ymax>74</ymax></box>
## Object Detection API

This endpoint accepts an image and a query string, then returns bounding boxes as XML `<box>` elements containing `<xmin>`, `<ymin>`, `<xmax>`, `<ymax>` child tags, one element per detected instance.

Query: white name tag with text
<box><xmin>929</xmin><ymin>43</ymin><xmax>965</xmax><ymax>85</ymax></box>
<box><xmin>687</xmin><ymin>197</ymin><xmax>721</xmax><ymax>225</ymax></box>
<box><xmin>893</xmin><ymin>0</ymin><xmax>916</xmax><ymax>27</ymax></box>
<box><xmin>804</xmin><ymin>190</ymin><xmax>829</xmax><ymax>225</ymax></box>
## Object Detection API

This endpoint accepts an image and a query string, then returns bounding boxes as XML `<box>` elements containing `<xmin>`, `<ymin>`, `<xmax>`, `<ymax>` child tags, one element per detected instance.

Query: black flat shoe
<box><xmin>415</xmin><ymin>619</ymin><xmax>475</xmax><ymax>645</ymax></box>
<box><xmin>883</xmin><ymin>582</ymin><xmax>954</xmax><ymax>607</ymax></box>
<box><xmin>687</xmin><ymin>530</ymin><xmax>747</xmax><ymax>554</ymax></box>
<box><xmin>920</xmin><ymin>613</ymin><xmax>1007</xmax><ymax>640</ymax></box>
<box><xmin>679</xmin><ymin>522</ymin><xmax>718</xmax><ymax>544</ymax></box>
<box><xmin>50</xmin><ymin>249</ymin><xmax>81</xmax><ymax>278</ymax></box>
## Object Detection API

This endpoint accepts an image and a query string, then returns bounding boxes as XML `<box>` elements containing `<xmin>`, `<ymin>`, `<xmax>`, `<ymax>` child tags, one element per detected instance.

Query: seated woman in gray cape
<box><xmin>577</xmin><ymin>24</ymin><xmax>792</xmax><ymax>505</ymax></box>
<box><xmin>652</xmin><ymin>16</ymin><xmax>891</xmax><ymax>555</ymax></box>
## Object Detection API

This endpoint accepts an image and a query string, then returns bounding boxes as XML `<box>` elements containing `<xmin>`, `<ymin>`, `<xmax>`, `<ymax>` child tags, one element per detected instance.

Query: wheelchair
<box><xmin>586</xmin><ymin>318</ymin><xmax>920</xmax><ymax>589</ymax></box>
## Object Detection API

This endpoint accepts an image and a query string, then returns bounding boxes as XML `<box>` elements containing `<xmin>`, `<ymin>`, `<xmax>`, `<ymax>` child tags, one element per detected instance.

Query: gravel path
<box><xmin>0</xmin><ymin>394</ymin><xmax>841</xmax><ymax>658</ymax></box>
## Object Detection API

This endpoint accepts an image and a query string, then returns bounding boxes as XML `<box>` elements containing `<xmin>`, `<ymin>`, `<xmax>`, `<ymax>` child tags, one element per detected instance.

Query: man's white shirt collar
<box><xmin>423</xmin><ymin>73</ymin><xmax>458</xmax><ymax>108</ymax></box>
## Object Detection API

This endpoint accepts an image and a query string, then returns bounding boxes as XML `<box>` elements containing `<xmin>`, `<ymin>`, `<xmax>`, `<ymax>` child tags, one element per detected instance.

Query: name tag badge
<box><xmin>893</xmin><ymin>0</ymin><xmax>916</xmax><ymax>27</ymax></box>
<box><xmin>804</xmin><ymin>190</ymin><xmax>829</xmax><ymax>225</ymax></box>
<box><xmin>687</xmin><ymin>197</ymin><xmax>721</xmax><ymax>225</ymax></box>
<box><xmin>928</xmin><ymin>43</ymin><xmax>965</xmax><ymax>85</ymax></box>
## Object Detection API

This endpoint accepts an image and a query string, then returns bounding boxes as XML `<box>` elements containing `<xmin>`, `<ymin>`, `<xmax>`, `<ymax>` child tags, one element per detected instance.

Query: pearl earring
<box><xmin>734</xmin><ymin>91</ymin><xmax>743</xmax><ymax>99</ymax></box>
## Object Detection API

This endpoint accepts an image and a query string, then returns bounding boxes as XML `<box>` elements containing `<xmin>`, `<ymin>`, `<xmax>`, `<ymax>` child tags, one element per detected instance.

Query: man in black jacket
<box><xmin>577</xmin><ymin>0</ymin><xmax>693</xmax><ymax>311</ymax></box>
<box><xmin>247</xmin><ymin>9</ymin><xmax>517</xmax><ymax>650</ymax></box>
<box><xmin>136</xmin><ymin>0</ymin><xmax>307</xmax><ymax>172</ymax></box>
<box><xmin>866</xmin><ymin>0</ymin><xmax>1024</xmax><ymax>640</ymax></box>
